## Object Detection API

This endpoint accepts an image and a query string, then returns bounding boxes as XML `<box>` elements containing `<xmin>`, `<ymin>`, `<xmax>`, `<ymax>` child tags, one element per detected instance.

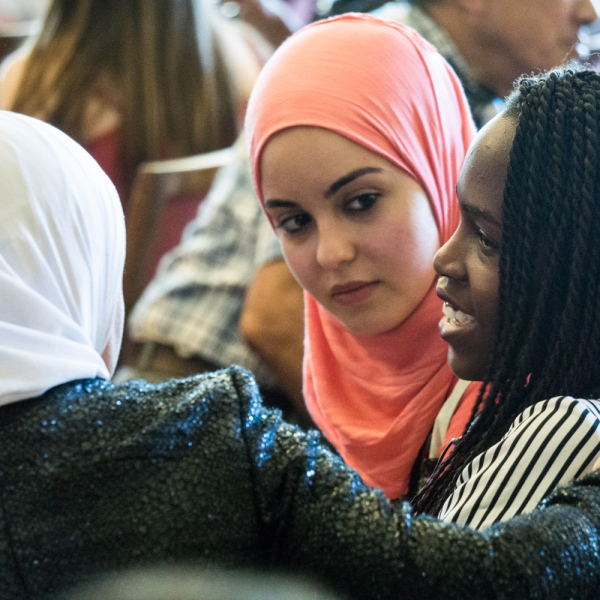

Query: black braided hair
<box><xmin>412</xmin><ymin>68</ymin><xmax>600</xmax><ymax>517</ymax></box>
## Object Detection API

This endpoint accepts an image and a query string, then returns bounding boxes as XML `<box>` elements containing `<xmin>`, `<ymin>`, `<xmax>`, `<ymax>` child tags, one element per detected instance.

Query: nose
<box><xmin>576</xmin><ymin>0</ymin><xmax>598</xmax><ymax>26</ymax></box>
<box><xmin>316</xmin><ymin>226</ymin><xmax>356</xmax><ymax>269</ymax></box>
<box><xmin>433</xmin><ymin>227</ymin><xmax>467</xmax><ymax>282</ymax></box>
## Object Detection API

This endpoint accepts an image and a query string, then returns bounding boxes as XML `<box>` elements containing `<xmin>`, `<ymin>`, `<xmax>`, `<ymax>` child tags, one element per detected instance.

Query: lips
<box><xmin>331</xmin><ymin>281</ymin><xmax>375</xmax><ymax>296</ymax></box>
<box><xmin>330</xmin><ymin>280</ymin><xmax>379</xmax><ymax>306</ymax></box>
<box><xmin>436</xmin><ymin>279</ymin><xmax>476</xmax><ymax>333</ymax></box>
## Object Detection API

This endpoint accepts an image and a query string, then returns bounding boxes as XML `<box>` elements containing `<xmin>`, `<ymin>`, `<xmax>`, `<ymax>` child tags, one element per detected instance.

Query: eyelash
<box><xmin>275</xmin><ymin>213</ymin><xmax>312</xmax><ymax>234</ymax></box>
<box><xmin>345</xmin><ymin>192</ymin><xmax>379</xmax><ymax>212</ymax></box>
<box><xmin>475</xmin><ymin>229</ymin><xmax>500</xmax><ymax>254</ymax></box>
<box><xmin>274</xmin><ymin>192</ymin><xmax>380</xmax><ymax>235</ymax></box>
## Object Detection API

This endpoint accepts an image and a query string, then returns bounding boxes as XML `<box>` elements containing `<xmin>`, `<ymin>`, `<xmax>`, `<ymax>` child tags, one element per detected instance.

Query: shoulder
<box><xmin>107</xmin><ymin>365</ymin><xmax>266</xmax><ymax>437</ymax></box>
<box><xmin>439</xmin><ymin>396</ymin><xmax>600</xmax><ymax>529</ymax></box>
<box><xmin>498</xmin><ymin>396</ymin><xmax>600</xmax><ymax>471</ymax></box>
<box><xmin>505</xmin><ymin>396</ymin><xmax>600</xmax><ymax>440</ymax></box>
<box><xmin>10</xmin><ymin>366</ymin><xmax>266</xmax><ymax>465</ymax></box>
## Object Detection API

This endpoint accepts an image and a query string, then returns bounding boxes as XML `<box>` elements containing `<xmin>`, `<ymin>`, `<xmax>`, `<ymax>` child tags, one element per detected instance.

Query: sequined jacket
<box><xmin>1</xmin><ymin>367</ymin><xmax>599</xmax><ymax>599</ymax></box>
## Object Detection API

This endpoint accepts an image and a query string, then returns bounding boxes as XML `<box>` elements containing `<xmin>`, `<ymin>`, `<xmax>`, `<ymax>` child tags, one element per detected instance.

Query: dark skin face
<box><xmin>433</xmin><ymin>114</ymin><xmax>515</xmax><ymax>381</ymax></box>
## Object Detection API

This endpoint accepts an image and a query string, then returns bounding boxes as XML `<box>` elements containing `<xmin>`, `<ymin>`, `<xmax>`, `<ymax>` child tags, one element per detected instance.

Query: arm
<box><xmin>240</xmin><ymin>258</ymin><xmax>309</xmax><ymax>423</ymax></box>
<box><xmin>230</xmin><ymin>367</ymin><xmax>600</xmax><ymax>599</ymax></box>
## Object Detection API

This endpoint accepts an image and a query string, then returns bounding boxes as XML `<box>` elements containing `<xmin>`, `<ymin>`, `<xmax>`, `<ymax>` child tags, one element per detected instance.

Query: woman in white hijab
<box><xmin>0</xmin><ymin>110</ymin><xmax>599</xmax><ymax>600</ymax></box>
<box><xmin>0</xmin><ymin>109</ymin><xmax>124</xmax><ymax>405</ymax></box>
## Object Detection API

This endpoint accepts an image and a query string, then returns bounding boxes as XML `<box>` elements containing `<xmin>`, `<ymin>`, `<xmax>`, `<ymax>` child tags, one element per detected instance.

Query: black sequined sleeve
<box><xmin>230</xmin><ymin>367</ymin><xmax>600</xmax><ymax>600</ymax></box>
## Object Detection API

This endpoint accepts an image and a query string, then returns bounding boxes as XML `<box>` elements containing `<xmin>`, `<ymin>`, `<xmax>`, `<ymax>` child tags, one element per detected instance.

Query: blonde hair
<box><xmin>10</xmin><ymin>0</ymin><xmax>243</xmax><ymax>178</ymax></box>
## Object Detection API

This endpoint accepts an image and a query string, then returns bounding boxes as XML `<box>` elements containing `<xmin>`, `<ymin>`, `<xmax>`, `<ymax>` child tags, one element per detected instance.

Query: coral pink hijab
<box><xmin>246</xmin><ymin>14</ymin><xmax>476</xmax><ymax>498</ymax></box>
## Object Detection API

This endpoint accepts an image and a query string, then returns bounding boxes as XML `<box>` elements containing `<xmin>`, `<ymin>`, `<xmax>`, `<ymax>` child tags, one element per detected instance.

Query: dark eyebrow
<box><xmin>264</xmin><ymin>167</ymin><xmax>384</xmax><ymax>209</ymax></box>
<box><xmin>325</xmin><ymin>167</ymin><xmax>383</xmax><ymax>198</ymax></box>
<box><xmin>264</xmin><ymin>199</ymin><xmax>298</xmax><ymax>210</ymax></box>
<box><xmin>460</xmin><ymin>201</ymin><xmax>502</xmax><ymax>229</ymax></box>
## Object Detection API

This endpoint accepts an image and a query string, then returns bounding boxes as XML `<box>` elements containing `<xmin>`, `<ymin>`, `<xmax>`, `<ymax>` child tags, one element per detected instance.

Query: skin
<box><xmin>433</xmin><ymin>114</ymin><xmax>515</xmax><ymax>381</ymax></box>
<box><xmin>240</xmin><ymin>259</ymin><xmax>309</xmax><ymax>424</ymax></box>
<box><xmin>260</xmin><ymin>126</ymin><xmax>440</xmax><ymax>337</ymax></box>
<box><xmin>427</xmin><ymin>0</ymin><xmax>597</xmax><ymax>96</ymax></box>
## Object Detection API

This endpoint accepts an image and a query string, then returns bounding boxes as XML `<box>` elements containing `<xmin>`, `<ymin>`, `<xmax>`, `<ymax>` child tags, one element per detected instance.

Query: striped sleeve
<box><xmin>438</xmin><ymin>396</ymin><xmax>600</xmax><ymax>530</ymax></box>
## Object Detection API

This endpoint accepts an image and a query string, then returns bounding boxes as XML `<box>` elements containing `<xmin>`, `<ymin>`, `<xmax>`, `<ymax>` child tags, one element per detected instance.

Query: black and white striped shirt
<box><xmin>438</xmin><ymin>396</ymin><xmax>600</xmax><ymax>530</ymax></box>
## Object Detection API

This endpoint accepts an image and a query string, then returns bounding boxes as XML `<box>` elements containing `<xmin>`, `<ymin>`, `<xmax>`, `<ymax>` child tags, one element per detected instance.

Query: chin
<box><xmin>447</xmin><ymin>348</ymin><xmax>487</xmax><ymax>383</ymax></box>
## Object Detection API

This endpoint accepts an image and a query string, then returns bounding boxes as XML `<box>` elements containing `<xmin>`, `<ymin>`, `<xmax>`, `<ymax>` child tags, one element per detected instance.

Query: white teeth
<box><xmin>443</xmin><ymin>302</ymin><xmax>475</xmax><ymax>326</ymax></box>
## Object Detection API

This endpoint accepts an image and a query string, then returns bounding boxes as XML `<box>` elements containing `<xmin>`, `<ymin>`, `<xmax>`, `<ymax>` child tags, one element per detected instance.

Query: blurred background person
<box><xmin>117</xmin><ymin>0</ymin><xmax>318</xmax><ymax>420</ymax></box>
<box><xmin>0</xmin><ymin>0</ymin><xmax>264</xmax><ymax>203</ymax></box>
<box><xmin>0</xmin><ymin>0</ymin><xmax>307</xmax><ymax>410</ymax></box>
<box><xmin>122</xmin><ymin>134</ymin><xmax>308</xmax><ymax>425</ymax></box>
<box><xmin>328</xmin><ymin>0</ymin><xmax>598</xmax><ymax>128</ymax></box>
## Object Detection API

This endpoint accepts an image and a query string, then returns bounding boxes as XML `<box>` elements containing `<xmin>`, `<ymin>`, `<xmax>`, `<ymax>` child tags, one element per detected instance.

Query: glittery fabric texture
<box><xmin>0</xmin><ymin>366</ymin><xmax>598</xmax><ymax>599</ymax></box>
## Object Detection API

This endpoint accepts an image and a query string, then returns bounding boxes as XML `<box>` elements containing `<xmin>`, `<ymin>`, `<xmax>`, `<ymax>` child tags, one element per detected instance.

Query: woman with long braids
<box><xmin>412</xmin><ymin>68</ymin><xmax>600</xmax><ymax>528</ymax></box>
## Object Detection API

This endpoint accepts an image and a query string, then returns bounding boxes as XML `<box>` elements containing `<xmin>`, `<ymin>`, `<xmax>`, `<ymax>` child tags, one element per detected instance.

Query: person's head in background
<box><xmin>414</xmin><ymin>67</ymin><xmax>600</xmax><ymax>514</ymax></box>
<box><xmin>246</xmin><ymin>14</ymin><xmax>476</xmax><ymax>499</ymax></box>
<box><xmin>328</xmin><ymin>0</ymin><xmax>597</xmax><ymax>128</ymax></box>
<box><xmin>409</xmin><ymin>0</ymin><xmax>597</xmax><ymax>97</ymax></box>
<box><xmin>61</xmin><ymin>568</ymin><xmax>342</xmax><ymax>600</ymax></box>
<box><xmin>0</xmin><ymin>0</ymin><xmax>261</xmax><ymax>200</ymax></box>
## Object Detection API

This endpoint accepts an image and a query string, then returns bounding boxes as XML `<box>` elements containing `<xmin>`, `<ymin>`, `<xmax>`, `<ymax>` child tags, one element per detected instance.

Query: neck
<box><xmin>425</xmin><ymin>3</ymin><xmax>515</xmax><ymax>97</ymax></box>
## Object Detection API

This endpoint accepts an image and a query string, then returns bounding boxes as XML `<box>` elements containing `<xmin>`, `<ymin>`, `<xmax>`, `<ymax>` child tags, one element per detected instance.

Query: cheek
<box><xmin>280</xmin><ymin>240</ymin><xmax>318</xmax><ymax>294</ymax></box>
<box><xmin>472</xmin><ymin>264</ymin><xmax>500</xmax><ymax>334</ymax></box>
<box><xmin>377</xmin><ymin>208</ymin><xmax>440</xmax><ymax>283</ymax></box>
<box><xmin>530</xmin><ymin>9</ymin><xmax>569</xmax><ymax>60</ymax></box>
<box><xmin>484</xmin><ymin>278</ymin><xmax>500</xmax><ymax>331</ymax></box>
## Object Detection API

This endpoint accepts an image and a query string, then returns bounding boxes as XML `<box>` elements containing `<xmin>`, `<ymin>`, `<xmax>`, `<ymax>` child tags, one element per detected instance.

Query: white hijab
<box><xmin>0</xmin><ymin>111</ymin><xmax>125</xmax><ymax>406</ymax></box>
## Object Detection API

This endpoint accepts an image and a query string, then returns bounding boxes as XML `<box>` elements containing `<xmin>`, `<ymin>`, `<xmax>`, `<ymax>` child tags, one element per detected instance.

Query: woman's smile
<box><xmin>436</xmin><ymin>281</ymin><xmax>478</xmax><ymax>342</ymax></box>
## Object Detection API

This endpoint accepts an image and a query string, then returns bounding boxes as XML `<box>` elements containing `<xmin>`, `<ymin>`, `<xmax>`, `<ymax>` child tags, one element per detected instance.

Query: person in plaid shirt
<box><xmin>123</xmin><ymin>135</ymin><xmax>308</xmax><ymax>424</ymax></box>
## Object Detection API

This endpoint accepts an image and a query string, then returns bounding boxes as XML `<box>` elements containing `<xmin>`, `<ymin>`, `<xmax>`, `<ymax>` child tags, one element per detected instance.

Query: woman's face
<box><xmin>260</xmin><ymin>126</ymin><xmax>440</xmax><ymax>336</ymax></box>
<box><xmin>433</xmin><ymin>114</ymin><xmax>515</xmax><ymax>381</ymax></box>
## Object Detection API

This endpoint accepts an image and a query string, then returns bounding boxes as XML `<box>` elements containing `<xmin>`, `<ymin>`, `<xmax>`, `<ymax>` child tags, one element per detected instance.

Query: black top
<box><xmin>0</xmin><ymin>367</ymin><xmax>599</xmax><ymax>599</ymax></box>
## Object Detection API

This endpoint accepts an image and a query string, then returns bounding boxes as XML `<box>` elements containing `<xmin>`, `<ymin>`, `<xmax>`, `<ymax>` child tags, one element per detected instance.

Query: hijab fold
<box><xmin>246</xmin><ymin>15</ymin><xmax>476</xmax><ymax>498</ymax></box>
<box><xmin>0</xmin><ymin>111</ymin><xmax>125</xmax><ymax>407</ymax></box>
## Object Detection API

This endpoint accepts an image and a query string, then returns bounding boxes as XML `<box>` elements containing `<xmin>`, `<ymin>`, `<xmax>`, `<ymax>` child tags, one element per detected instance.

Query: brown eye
<box><xmin>277</xmin><ymin>213</ymin><xmax>312</xmax><ymax>234</ymax></box>
<box><xmin>475</xmin><ymin>229</ymin><xmax>500</xmax><ymax>254</ymax></box>
<box><xmin>345</xmin><ymin>193</ymin><xmax>379</xmax><ymax>212</ymax></box>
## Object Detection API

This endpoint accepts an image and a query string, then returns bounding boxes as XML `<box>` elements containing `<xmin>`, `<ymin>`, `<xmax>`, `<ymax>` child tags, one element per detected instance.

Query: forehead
<box><xmin>260</xmin><ymin>127</ymin><xmax>392</xmax><ymax>189</ymax></box>
<box><xmin>262</xmin><ymin>127</ymin><xmax>378</xmax><ymax>164</ymax></box>
<box><xmin>457</xmin><ymin>115</ymin><xmax>516</xmax><ymax>217</ymax></box>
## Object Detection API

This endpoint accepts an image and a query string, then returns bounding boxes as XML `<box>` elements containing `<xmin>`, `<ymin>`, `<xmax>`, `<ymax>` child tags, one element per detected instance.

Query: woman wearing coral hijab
<box><xmin>245</xmin><ymin>13</ymin><xmax>477</xmax><ymax>499</ymax></box>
